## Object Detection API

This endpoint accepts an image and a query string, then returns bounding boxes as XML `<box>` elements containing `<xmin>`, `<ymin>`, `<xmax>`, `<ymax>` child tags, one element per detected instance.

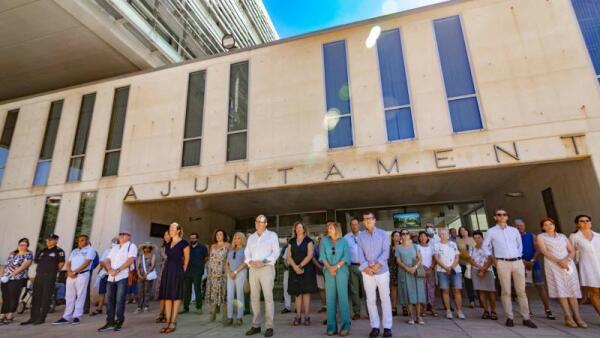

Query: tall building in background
<box><xmin>0</xmin><ymin>0</ymin><xmax>278</xmax><ymax>101</ymax></box>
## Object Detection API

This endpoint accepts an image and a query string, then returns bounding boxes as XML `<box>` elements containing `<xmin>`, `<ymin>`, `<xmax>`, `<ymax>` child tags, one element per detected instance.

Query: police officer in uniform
<box><xmin>21</xmin><ymin>234</ymin><xmax>65</xmax><ymax>325</ymax></box>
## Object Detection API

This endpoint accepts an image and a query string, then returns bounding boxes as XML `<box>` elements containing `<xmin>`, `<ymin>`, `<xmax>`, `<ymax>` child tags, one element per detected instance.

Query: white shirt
<box><xmin>69</xmin><ymin>245</ymin><xmax>96</xmax><ymax>272</ymax></box>
<box><xmin>107</xmin><ymin>241</ymin><xmax>137</xmax><ymax>282</ymax></box>
<box><xmin>483</xmin><ymin>224</ymin><xmax>522</xmax><ymax>259</ymax></box>
<box><xmin>244</xmin><ymin>229</ymin><xmax>280</xmax><ymax>266</ymax></box>
<box><xmin>434</xmin><ymin>241</ymin><xmax>461</xmax><ymax>273</ymax></box>
<box><xmin>343</xmin><ymin>231</ymin><xmax>363</xmax><ymax>264</ymax></box>
<box><xmin>418</xmin><ymin>244</ymin><xmax>434</xmax><ymax>268</ymax></box>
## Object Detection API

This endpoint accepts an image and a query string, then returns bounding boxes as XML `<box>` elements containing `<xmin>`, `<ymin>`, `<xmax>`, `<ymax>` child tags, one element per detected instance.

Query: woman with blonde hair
<box><xmin>287</xmin><ymin>221</ymin><xmax>317</xmax><ymax>326</ymax></box>
<box><xmin>158</xmin><ymin>223</ymin><xmax>189</xmax><ymax>333</ymax></box>
<box><xmin>320</xmin><ymin>221</ymin><xmax>351</xmax><ymax>336</ymax></box>
<box><xmin>225</xmin><ymin>232</ymin><xmax>248</xmax><ymax>326</ymax></box>
<box><xmin>206</xmin><ymin>228</ymin><xmax>230</xmax><ymax>323</ymax></box>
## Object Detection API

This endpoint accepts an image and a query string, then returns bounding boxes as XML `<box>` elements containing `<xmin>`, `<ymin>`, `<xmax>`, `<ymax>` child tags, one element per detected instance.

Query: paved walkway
<box><xmin>2</xmin><ymin>299</ymin><xmax>599</xmax><ymax>338</ymax></box>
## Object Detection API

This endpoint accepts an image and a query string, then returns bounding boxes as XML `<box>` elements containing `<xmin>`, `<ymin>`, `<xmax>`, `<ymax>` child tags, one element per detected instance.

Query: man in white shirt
<box><xmin>343</xmin><ymin>217</ymin><xmax>364</xmax><ymax>319</ymax></box>
<box><xmin>482</xmin><ymin>209</ymin><xmax>537</xmax><ymax>328</ymax></box>
<box><xmin>53</xmin><ymin>235</ymin><xmax>95</xmax><ymax>325</ymax></box>
<box><xmin>98</xmin><ymin>230</ymin><xmax>137</xmax><ymax>332</ymax></box>
<box><xmin>91</xmin><ymin>237</ymin><xmax>119</xmax><ymax>316</ymax></box>
<box><xmin>244</xmin><ymin>214</ymin><xmax>280</xmax><ymax>338</ymax></box>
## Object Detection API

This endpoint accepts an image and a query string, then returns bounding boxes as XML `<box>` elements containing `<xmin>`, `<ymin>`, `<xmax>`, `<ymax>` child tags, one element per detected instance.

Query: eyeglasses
<box><xmin>495</xmin><ymin>213</ymin><xmax>508</xmax><ymax>216</ymax></box>
<box><xmin>118</xmin><ymin>233</ymin><xmax>130</xmax><ymax>236</ymax></box>
<box><xmin>363</xmin><ymin>216</ymin><xmax>375</xmax><ymax>221</ymax></box>
<box><xmin>579</xmin><ymin>219</ymin><xmax>591</xmax><ymax>223</ymax></box>
<box><xmin>401</xmin><ymin>232</ymin><xmax>410</xmax><ymax>236</ymax></box>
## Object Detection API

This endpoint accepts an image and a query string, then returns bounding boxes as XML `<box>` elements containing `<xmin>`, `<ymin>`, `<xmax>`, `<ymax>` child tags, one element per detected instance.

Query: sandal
<box><xmin>165</xmin><ymin>322</ymin><xmax>177</xmax><ymax>334</ymax></box>
<box><xmin>490</xmin><ymin>312</ymin><xmax>498</xmax><ymax>320</ymax></box>
<box><xmin>392</xmin><ymin>307</ymin><xmax>398</xmax><ymax>316</ymax></box>
<box><xmin>293</xmin><ymin>317</ymin><xmax>301</xmax><ymax>326</ymax></box>
<box><xmin>303</xmin><ymin>316</ymin><xmax>311</xmax><ymax>326</ymax></box>
<box><xmin>430</xmin><ymin>310</ymin><xmax>438</xmax><ymax>317</ymax></box>
<box><xmin>90</xmin><ymin>309</ymin><xmax>102</xmax><ymax>316</ymax></box>
<box><xmin>156</xmin><ymin>313</ymin><xmax>166</xmax><ymax>323</ymax></box>
<box><xmin>160</xmin><ymin>322</ymin><xmax>171</xmax><ymax>333</ymax></box>
<box><xmin>481</xmin><ymin>311</ymin><xmax>490</xmax><ymax>319</ymax></box>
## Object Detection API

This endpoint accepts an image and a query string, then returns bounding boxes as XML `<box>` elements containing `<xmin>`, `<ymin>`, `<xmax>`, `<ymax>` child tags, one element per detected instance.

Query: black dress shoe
<box><xmin>505</xmin><ymin>318</ymin><xmax>514</xmax><ymax>327</ymax></box>
<box><xmin>32</xmin><ymin>320</ymin><xmax>44</xmax><ymax>325</ymax></box>
<box><xmin>383</xmin><ymin>328</ymin><xmax>392</xmax><ymax>337</ymax></box>
<box><xmin>369</xmin><ymin>328</ymin><xmax>380</xmax><ymax>337</ymax></box>
<box><xmin>523</xmin><ymin>320</ymin><xmax>537</xmax><ymax>328</ymax></box>
<box><xmin>281</xmin><ymin>308</ymin><xmax>291</xmax><ymax>314</ymax></box>
<box><xmin>20</xmin><ymin>319</ymin><xmax>34</xmax><ymax>325</ymax></box>
<box><xmin>264</xmin><ymin>328</ymin><xmax>274</xmax><ymax>337</ymax></box>
<box><xmin>246</xmin><ymin>326</ymin><xmax>261</xmax><ymax>336</ymax></box>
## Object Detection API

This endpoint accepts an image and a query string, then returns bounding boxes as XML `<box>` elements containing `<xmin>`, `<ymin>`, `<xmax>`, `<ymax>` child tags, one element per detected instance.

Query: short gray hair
<box><xmin>438</xmin><ymin>227</ymin><xmax>450</xmax><ymax>235</ymax></box>
<box><xmin>513</xmin><ymin>218</ymin><xmax>525</xmax><ymax>225</ymax></box>
<box><xmin>256</xmin><ymin>214</ymin><xmax>268</xmax><ymax>223</ymax></box>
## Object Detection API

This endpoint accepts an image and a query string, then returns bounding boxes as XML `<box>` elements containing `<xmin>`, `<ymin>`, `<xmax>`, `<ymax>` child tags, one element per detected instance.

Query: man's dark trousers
<box><xmin>183</xmin><ymin>267</ymin><xmax>204</xmax><ymax>311</ymax></box>
<box><xmin>30</xmin><ymin>273</ymin><xmax>56</xmax><ymax>322</ymax></box>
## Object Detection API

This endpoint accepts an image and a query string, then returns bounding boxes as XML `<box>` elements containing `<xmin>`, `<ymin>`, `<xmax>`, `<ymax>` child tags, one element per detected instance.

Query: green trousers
<box><xmin>348</xmin><ymin>265</ymin><xmax>363</xmax><ymax>315</ymax></box>
<box><xmin>183</xmin><ymin>270</ymin><xmax>204</xmax><ymax>310</ymax></box>
<box><xmin>324</xmin><ymin>268</ymin><xmax>351</xmax><ymax>334</ymax></box>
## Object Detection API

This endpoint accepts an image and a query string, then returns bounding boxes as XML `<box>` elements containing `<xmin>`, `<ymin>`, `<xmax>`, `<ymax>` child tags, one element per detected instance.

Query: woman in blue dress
<box><xmin>320</xmin><ymin>221</ymin><xmax>351</xmax><ymax>336</ymax></box>
<box><xmin>158</xmin><ymin>223</ymin><xmax>189</xmax><ymax>333</ymax></box>
<box><xmin>396</xmin><ymin>229</ymin><xmax>426</xmax><ymax>325</ymax></box>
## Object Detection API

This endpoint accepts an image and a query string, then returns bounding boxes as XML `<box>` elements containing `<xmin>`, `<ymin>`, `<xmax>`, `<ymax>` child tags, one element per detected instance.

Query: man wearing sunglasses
<box><xmin>481</xmin><ymin>209</ymin><xmax>537</xmax><ymax>328</ymax></box>
<box><xmin>98</xmin><ymin>229</ymin><xmax>137</xmax><ymax>332</ymax></box>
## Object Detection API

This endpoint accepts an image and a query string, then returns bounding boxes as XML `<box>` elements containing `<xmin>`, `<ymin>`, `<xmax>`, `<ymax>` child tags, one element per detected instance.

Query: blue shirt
<box><xmin>343</xmin><ymin>231</ymin><xmax>362</xmax><ymax>264</ymax></box>
<box><xmin>319</xmin><ymin>236</ymin><xmax>351</xmax><ymax>276</ymax></box>
<box><xmin>227</xmin><ymin>247</ymin><xmax>245</xmax><ymax>271</ymax></box>
<box><xmin>521</xmin><ymin>232</ymin><xmax>541</xmax><ymax>270</ymax></box>
<box><xmin>357</xmin><ymin>227</ymin><xmax>390</xmax><ymax>274</ymax></box>
<box><xmin>188</xmin><ymin>243</ymin><xmax>208</xmax><ymax>271</ymax></box>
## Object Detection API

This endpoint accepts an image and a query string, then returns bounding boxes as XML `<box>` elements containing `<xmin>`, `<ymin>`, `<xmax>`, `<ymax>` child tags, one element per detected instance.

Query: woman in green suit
<box><xmin>320</xmin><ymin>221</ymin><xmax>351</xmax><ymax>336</ymax></box>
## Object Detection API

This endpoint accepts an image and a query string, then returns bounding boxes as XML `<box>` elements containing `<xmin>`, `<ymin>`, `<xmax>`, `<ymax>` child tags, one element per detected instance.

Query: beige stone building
<box><xmin>1</xmin><ymin>0</ymin><xmax>599</xmax><ymax>268</ymax></box>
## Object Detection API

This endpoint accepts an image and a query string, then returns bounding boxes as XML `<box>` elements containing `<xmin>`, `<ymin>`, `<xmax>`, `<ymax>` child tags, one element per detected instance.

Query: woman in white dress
<box><xmin>537</xmin><ymin>218</ymin><xmax>586</xmax><ymax>328</ymax></box>
<box><xmin>570</xmin><ymin>214</ymin><xmax>600</xmax><ymax>316</ymax></box>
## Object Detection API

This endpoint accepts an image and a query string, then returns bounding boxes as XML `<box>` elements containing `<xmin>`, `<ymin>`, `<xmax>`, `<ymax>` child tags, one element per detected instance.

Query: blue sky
<box><xmin>263</xmin><ymin>0</ymin><xmax>448</xmax><ymax>38</ymax></box>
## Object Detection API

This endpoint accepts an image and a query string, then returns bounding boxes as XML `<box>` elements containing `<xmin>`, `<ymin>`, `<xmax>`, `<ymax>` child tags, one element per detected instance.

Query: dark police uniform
<box><xmin>30</xmin><ymin>246</ymin><xmax>65</xmax><ymax>323</ymax></box>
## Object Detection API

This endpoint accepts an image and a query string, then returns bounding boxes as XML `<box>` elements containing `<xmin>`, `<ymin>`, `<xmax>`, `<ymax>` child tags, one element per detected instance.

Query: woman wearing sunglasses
<box><xmin>569</xmin><ymin>214</ymin><xmax>600</xmax><ymax>316</ymax></box>
<box><xmin>320</xmin><ymin>221</ymin><xmax>351</xmax><ymax>336</ymax></box>
<box><xmin>225</xmin><ymin>232</ymin><xmax>247</xmax><ymax>326</ymax></box>
<box><xmin>396</xmin><ymin>230</ymin><xmax>426</xmax><ymax>325</ymax></box>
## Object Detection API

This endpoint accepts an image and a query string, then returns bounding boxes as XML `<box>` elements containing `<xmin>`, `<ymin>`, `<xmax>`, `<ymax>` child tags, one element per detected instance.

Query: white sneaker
<box><xmin>446</xmin><ymin>310</ymin><xmax>453</xmax><ymax>319</ymax></box>
<box><xmin>417</xmin><ymin>317</ymin><xmax>425</xmax><ymax>325</ymax></box>
<box><xmin>407</xmin><ymin>319</ymin><xmax>415</xmax><ymax>325</ymax></box>
<box><xmin>134</xmin><ymin>308</ymin><xmax>141</xmax><ymax>314</ymax></box>
<box><xmin>457</xmin><ymin>311</ymin><xmax>466</xmax><ymax>320</ymax></box>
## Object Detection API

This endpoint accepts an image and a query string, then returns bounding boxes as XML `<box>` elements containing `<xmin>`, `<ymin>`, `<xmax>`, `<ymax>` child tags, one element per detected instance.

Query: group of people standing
<box><xmin>1</xmin><ymin>209</ymin><xmax>600</xmax><ymax>337</ymax></box>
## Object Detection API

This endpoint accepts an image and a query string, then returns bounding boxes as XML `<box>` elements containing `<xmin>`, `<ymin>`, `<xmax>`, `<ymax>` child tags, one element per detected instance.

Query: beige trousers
<box><xmin>496</xmin><ymin>260</ymin><xmax>530</xmax><ymax>320</ymax></box>
<box><xmin>249</xmin><ymin>265</ymin><xmax>275</xmax><ymax>329</ymax></box>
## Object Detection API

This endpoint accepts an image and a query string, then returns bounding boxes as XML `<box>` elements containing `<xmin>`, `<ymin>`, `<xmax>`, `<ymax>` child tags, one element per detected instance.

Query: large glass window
<box><xmin>71</xmin><ymin>192</ymin><xmax>97</xmax><ymax>249</ymax></box>
<box><xmin>102</xmin><ymin>86</ymin><xmax>130</xmax><ymax>176</ymax></box>
<box><xmin>67</xmin><ymin>93</ymin><xmax>95</xmax><ymax>182</ymax></box>
<box><xmin>36</xmin><ymin>195</ymin><xmax>62</xmax><ymax>254</ymax></box>
<box><xmin>33</xmin><ymin>100</ymin><xmax>63</xmax><ymax>186</ymax></box>
<box><xmin>0</xmin><ymin>109</ymin><xmax>19</xmax><ymax>185</ymax></box>
<box><xmin>323</xmin><ymin>40</ymin><xmax>353</xmax><ymax>148</ymax></box>
<box><xmin>434</xmin><ymin>16</ymin><xmax>483</xmax><ymax>132</ymax></box>
<box><xmin>571</xmin><ymin>0</ymin><xmax>600</xmax><ymax>81</ymax></box>
<box><xmin>182</xmin><ymin>71</ymin><xmax>206</xmax><ymax>167</ymax></box>
<box><xmin>376</xmin><ymin>29</ymin><xmax>415</xmax><ymax>141</ymax></box>
<box><xmin>227</xmin><ymin>62</ymin><xmax>249</xmax><ymax>161</ymax></box>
